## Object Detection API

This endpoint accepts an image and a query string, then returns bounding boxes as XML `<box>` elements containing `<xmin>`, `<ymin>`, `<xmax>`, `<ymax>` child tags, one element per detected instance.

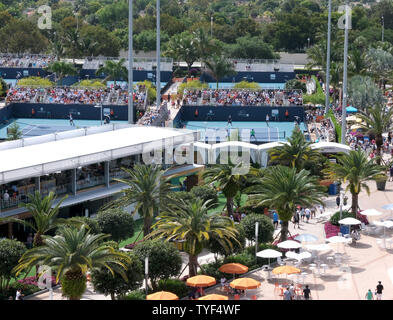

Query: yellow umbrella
<box><xmin>272</xmin><ymin>265</ymin><xmax>301</xmax><ymax>275</ymax></box>
<box><xmin>356</xmin><ymin>118</ymin><xmax>362</xmax><ymax>123</ymax></box>
<box><xmin>350</xmin><ymin>124</ymin><xmax>362</xmax><ymax>130</ymax></box>
<box><xmin>198</xmin><ymin>294</ymin><xmax>228</xmax><ymax>300</ymax></box>
<box><xmin>346</xmin><ymin>115</ymin><xmax>357</xmax><ymax>122</ymax></box>
<box><xmin>219</xmin><ymin>263</ymin><xmax>248</xmax><ymax>275</ymax></box>
<box><xmin>146</xmin><ymin>291</ymin><xmax>179</xmax><ymax>300</ymax></box>
<box><xmin>230</xmin><ymin>277</ymin><xmax>261</xmax><ymax>290</ymax></box>
<box><xmin>186</xmin><ymin>275</ymin><xmax>216</xmax><ymax>288</ymax></box>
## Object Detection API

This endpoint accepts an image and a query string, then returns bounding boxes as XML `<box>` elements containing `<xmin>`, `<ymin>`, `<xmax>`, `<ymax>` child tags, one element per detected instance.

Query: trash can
<box><xmin>328</xmin><ymin>183</ymin><xmax>337</xmax><ymax>195</ymax></box>
<box><xmin>340</xmin><ymin>225</ymin><xmax>350</xmax><ymax>235</ymax></box>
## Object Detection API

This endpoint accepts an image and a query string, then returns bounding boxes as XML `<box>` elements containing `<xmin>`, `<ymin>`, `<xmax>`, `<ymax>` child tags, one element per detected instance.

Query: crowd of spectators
<box><xmin>137</xmin><ymin>101</ymin><xmax>169</xmax><ymax>126</ymax></box>
<box><xmin>6</xmin><ymin>85</ymin><xmax>147</xmax><ymax>106</ymax></box>
<box><xmin>0</xmin><ymin>54</ymin><xmax>55</xmax><ymax>68</ymax></box>
<box><xmin>182</xmin><ymin>89</ymin><xmax>303</xmax><ymax>106</ymax></box>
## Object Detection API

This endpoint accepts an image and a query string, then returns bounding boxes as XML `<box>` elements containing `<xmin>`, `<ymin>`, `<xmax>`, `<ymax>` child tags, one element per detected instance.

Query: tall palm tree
<box><xmin>47</xmin><ymin>61</ymin><xmax>77</xmax><ymax>86</ymax></box>
<box><xmin>95</xmin><ymin>58</ymin><xmax>128</xmax><ymax>86</ymax></box>
<box><xmin>203</xmin><ymin>162</ymin><xmax>258</xmax><ymax>217</ymax></box>
<box><xmin>357</xmin><ymin>104</ymin><xmax>393</xmax><ymax>164</ymax></box>
<box><xmin>324</xmin><ymin>150</ymin><xmax>383</xmax><ymax>215</ymax></box>
<box><xmin>269</xmin><ymin>125</ymin><xmax>321</xmax><ymax>171</ymax></box>
<box><xmin>364</xmin><ymin>48</ymin><xmax>393</xmax><ymax>89</ymax></box>
<box><xmin>247</xmin><ymin>166</ymin><xmax>325</xmax><ymax>242</ymax></box>
<box><xmin>103</xmin><ymin>164</ymin><xmax>172</xmax><ymax>237</ymax></box>
<box><xmin>204</xmin><ymin>55</ymin><xmax>236</xmax><ymax>89</ymax></box>
<box><xmin>13</xmin><ymin>226</ymin><xmax>131</xmax><ymax>300</ymax></box>
<box><xmin>5</xmin><ymin>191</ymin><xmax>67</xmax><ymax>247</ymax></box>
<box><xmin>348</xmin><ymin>76</ymin><xmax>385</xmax><ymax>112</ymax></box>
<box><xmin>148</xmin><ymin>198</ymin><xmax>238</xmax><ymax>277</ymax></box>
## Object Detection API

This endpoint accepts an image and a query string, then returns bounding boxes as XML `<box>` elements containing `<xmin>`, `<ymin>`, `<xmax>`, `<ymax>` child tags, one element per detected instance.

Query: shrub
<box><xmin>190</xmin><ymin>185</ymin><xmax>218</xmax><ymax>206</ymax></box>
<box><xmin>133</xmin><ymin>240</ymin><xmax>182</xmax><ymax>290</ymax></box>
<box><xmin>324</xmin><ymin>222</ymin><xmax>340</xmax><ymax>238</ymax></box>
<box><xmin>137</xmin><ymin>80</ymin><xmax>156</xmax><ymax>103</ymax></box>
<box><xmin>157</xmin><ymin>279</ymin><xmax>188</xmax><ymax>299</ymax></box>
<box><xmin>17</xmin><ymin>76</ymin><xmax>54</xmax><ymax>87</ymax></box>
<box><xmin>0</xmin><ymin>282</ymin><xmax>41</xmax><ymax>300</ymax></box>
<box><xmin>224</xmin><ymin>252</ymin><xmax>258</xmax><ymax>270</ymax></box>
<box><xmin>233</xmin><ymin>81</ymin><xmax>260</xmax><ymax>89</ymax></box>
<box><xmin>329</xmin><ymin>211</ymin><xmax>355</xmax><ymax>226</ymax></box>
<box><xmin>240</xmin><ymin>213</ymin><xmax>274</xmax><ymax>243</ymax></box>
<box><xmin>284</xmin><ymin>79</ymin><xmax>307</xmax><ymax>93</ymax></box>
<box><xmin>178</xmin><ymin>80</ymin><xmax>208</xmax><ymax>96</ymax></box>
<box><xmin>245</xmin><ymin>243</ymin><xmax>281</xmax><ymax>267</ymax></box>
<box><xmin>96</xmin><ymin>208</ymin><xmax>135</xmax><ymax>242</ymax></box>
<box><xmin>74</xmin><ymin>79</ymin><xmax>106</xmax><ymax>88</ymax></box>
<box><xmin>207</xmin><ymin>223</ymin><xmax>246</xmax><ymax>256</ymax></box>
<box><xmin>18</xmin><ymin>276</ymin><xmax>57</xmax><ymax>288</ymax></box>
<box><xmin>123</xmin><ymin>290</ymin><xmax>146</xmax><ymax>300</ymax></box>
<box><xmin>198</xmin><ymin>259</ymin><xmax>228</xmax><ymax>281</ymax></box>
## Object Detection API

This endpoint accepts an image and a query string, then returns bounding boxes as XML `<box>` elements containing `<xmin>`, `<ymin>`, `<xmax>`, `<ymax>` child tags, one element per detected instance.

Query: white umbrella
<box><xmin>257</xmin><ymin>249</ymin><xmax>282</xmax><ymax>266</ymax></box>
<box><xmin>326</xmin><ymin>236</ymin><xmax>351</xmax><ymax>243</ymax></box>
<box><xmin>298</xmin><ymin>251</ymin><xmax>312</xmax><ymax>260</ymax></box>
<box><xmin>285</xmin><ymin>251</ymin><xmax>299</xmax><ymax>259</ymax></box>
<box><xmin>373</xmin><ymin>220</ymin><xmax>393</xmax><ymax>237</ymax></box>
<box><xmin>306</xmin><ymin>243</ymin><xmax>331</xmax><ymax>251</ymax></box>
<box><xmin>277</xmin><ymin>240</ymin><xmax>302</xmax><ymax>249</ymax></box>
<box><xmin>294</xmin><ymin>234</ymin><xmax>318</xmax><ymax>243</ymax></box>
<box><xmin>338</xmin><ymin>218</ymin><xmax>361</xmax><ymax>225</ymax></box>
<box><xmin>361</xmin><ymin>209</ymin><xmax>383</xmax><ymax>217</ymax></box>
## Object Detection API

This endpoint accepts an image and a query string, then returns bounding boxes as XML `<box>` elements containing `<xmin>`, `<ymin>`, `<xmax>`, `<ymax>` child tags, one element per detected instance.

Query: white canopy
<box><xmin>326</xmin><ymin>236</ymin><xmax>352</xmax><ymax>243</ymax></box>
<box><xmin>306</xmin><ymin>243</ymin><xmax>331</xmax><ymax>251</ymax></box>
<box><xmin>361</xmin><ymin>209</ymin><xmax>383</xmax><ymax>217</ymax></box>
<box><xmin>373</xmin><ymin>220</ymin><xmax>393</xmax><ymax>228</ymax></box>
<box><xmin>338</xmin><ymin>217</ymin><xmax>361</xmax><ymax>225</ymax></box>
<box><xmin>310</xmin><ymin>142</ymin><xmax>351</xmax><ymax>154</ymax></box>
<box><xmin>257</xmin><ymin>249</ymin><xmax>282</xmax><ymax>258</ymax></box>
<box><xmin>277</xmin><ymin>240</ymin><xmax>302</xmax><ymax>249</ymax></box>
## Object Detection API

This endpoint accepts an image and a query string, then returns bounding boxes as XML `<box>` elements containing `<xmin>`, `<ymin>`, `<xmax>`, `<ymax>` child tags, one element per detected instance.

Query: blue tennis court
<box><xmin>0</xmin><ymin>118</ymin><xmax>127</xmax><ymax>139</ymax></box>
<box><xmin>184</xmin><ymin>121</ymin><xmax>307</xmax><ymax>143</ymax></box>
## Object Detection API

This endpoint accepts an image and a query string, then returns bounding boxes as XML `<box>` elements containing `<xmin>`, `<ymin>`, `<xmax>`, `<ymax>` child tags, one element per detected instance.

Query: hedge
<box><xmin>157</xmin><ymin>279</ymin><xmax>189</xmax><ymax>299</ymax></box>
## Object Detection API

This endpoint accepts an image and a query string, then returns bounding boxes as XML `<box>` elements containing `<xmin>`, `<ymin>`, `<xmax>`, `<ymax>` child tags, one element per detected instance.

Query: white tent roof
<box><xmin>310</xmin><ymin>142</ymin><xmax>351</xmax><ymax>154</ymax></box>
<box><xmin>0</xmin><ymin>126</ymin><xmax>198</xmax><ymax>184</ymax></box>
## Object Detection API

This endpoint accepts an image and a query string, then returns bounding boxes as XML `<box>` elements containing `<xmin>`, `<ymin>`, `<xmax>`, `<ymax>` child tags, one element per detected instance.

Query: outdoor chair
<box><xmin>277</xmin><ymin>257</ymin><xmax>285</xmax><ymax>266</ymax></box>
<box><xmin>234</xmin><ymin>294</ymin><xmax>240</xmax><ymax>300</ymax></box>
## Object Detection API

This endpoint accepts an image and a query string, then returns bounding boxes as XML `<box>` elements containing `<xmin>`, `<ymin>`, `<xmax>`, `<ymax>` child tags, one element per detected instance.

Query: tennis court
<box><xmin>184</xmin><ymin>121</ymin><xmax>307</xmax><ymax>143</ymax></box>
<box><xmin>0</xmin><ymin>118</ymin><xmax>127</xmax><ymax>139</ymax></box>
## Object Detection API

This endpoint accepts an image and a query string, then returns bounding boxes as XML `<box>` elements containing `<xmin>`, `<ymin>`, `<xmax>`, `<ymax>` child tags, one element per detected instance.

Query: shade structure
<box><xmin>346</xmin><ymin>115</ymin><xmax>358</xmax><ymax>122</ymax></box>
<box><xmin>198</xmin><ymin>294</ymin><xmax>228</xmax><ymax>300</ymax></box>
<box><xmin>326</xmin><ymin>236</ymin><xmax>351</xmax><ymax>243</ymax></box>
<box><xmin>294</xmin><ymin>234</ymin><xmax>318</xmax><ymax>243</ymax></box>
<box><xmin>146</xmin><ymin>291</ymin><xmax>179</xmax><ymax>300</ymax></box>
<box><xmin>277</xmin><ymin>240</ymin><xmax>302</xmax><ymax>249</ymax></box>
<box><xmin>272</xmin><ymin>265</ymin><xmax>301</xmax><ymax>275</ymax></box>
<box><xmin>186</xmin><ymin>275</ymin><xmax>216</xmax><ymax>288</ymax></box>
<box><xmin>230</xmin><ymin>278</ymin><xmax>261</xmax><ymax>290</ymax></box>
<box><xmin>382</xmin><ymin>204</ymin><xmax>393</xmax><ymax>211</ymax></box>
<box><xmin>256</xmin><ymin>249</ymin><xmax>282</xmax><ymax>259</ymax></box>
<box><xmin>305</xmin><ymin>243</ymin><xmax>331</xmax><ymax>251</ymax></box>
<box><xmin>361</xmin><ymin>209</ymin><xmax>383</xmax><ymax>217</ymax></box>
<box><xmin>219</xmin><ymin>263</ymin><xmax>248</xmax><ymax>274</ymax></box>
<box><xmin>339</xmin><ymin>217</ymin><xmax>361</xmax><ymax>225</ymax></box>
<box><xmin>346</xmin><ymin>106</ymin><xmax>358</xmax><ymax>113</ymax></box>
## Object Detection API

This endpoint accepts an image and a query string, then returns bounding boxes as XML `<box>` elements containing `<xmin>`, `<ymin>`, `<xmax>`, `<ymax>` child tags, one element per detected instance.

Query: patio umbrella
<box><xmin>346</xmin><ymin>106</ymin><xmax>358</xmax><ymax>113</ymax></box>
<box><xmin>146</xmin><ymin>291</ymin><xmax>179</xmax><ymax>300</ymax></box>
<box><xmin>277</xmin><ymin>240</ymin><xmax>302</xmax><ymax>249</ymax></box>
<box><xmin>373</xmin><ymin>220</ymin><xmax>393</xmax><ymax>237</ymax></box>
<box><xmin>186</xmin><ymin>275</ymin><xmax>216</xmax><ymax>288</ymax></box>
<box><xmin>382</xmin><ymin>204</ymin><xmax>393</xmax><ymax>211</ymax></box>
<box><xmin>339</xmin><ymin>217</ymin><xmax>361</xmax><ymax>237</ymax></box>
<box><xmin>219</xmin><ymin>263</ymin><xmax>248</xmax><ymax>275</ymax></box>
<box><xmin>326</xmin><ymin>236</ymin><xmax>351</xmax><ymax>243</ymax></box>
<box><xmin>256</xmin><ymin>249</ymin><xmax>282</xmax><ymax>266</ymax></box>
<box><xmin>272</xmin><ymin>265</ymin><xmax>301</xmax><ymax>275</ymax></box>
<box><xmin>198</xmin><ymin>294</ymin><xmax>228</xmax><ymax>300</ymax></box>
<box><xmin>346</xmin><ymin>115</ymin><xmax>357</xmax><ymax>122</ymax></box>
<box><xmin>294</xmin><ymin>234</ymin><xmax>318</xmax><ymax>243</ymax></box>
<box><xmin>361</xmin><ymin>209</ymin><xmax>383</xmax><ymax>217</ymax></box>
<box><xmin>230</xmin><ymin>278</ymin><xmax>261</xmax><ymax>290</ymax></box>
<box><xmin>305</xmin><ymin>243</ymin><xmax>331</xmax><ymax>252</ymax></box>
<box><xmin>350</xmin><ymin>124</ymin><xmax>362</xmax><ymax>130</ymax></box>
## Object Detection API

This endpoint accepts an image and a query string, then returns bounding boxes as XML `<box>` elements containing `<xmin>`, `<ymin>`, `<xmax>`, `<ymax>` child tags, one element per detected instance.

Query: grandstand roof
<box><xmin>0</xmin><ymin>126</ymin><xmax>198</xmax><ymax>184</ymax></box>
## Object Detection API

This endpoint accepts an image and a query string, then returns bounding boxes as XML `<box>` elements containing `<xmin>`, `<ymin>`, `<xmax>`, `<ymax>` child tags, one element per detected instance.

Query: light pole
<box><xmin>325</xmin><ymin>0</ymin><xmax>332</xmax><ymax>115</ymax></box>
<box><xmin>128</xmin><ymin>0</ymin><xmax>134</xmax><ymax>124</ymax></box>
<box><xmin>145</xmin><ymin>256</ymin><xmax>149</xmax><ymax>295</ymax></box>
<box><xmin>156</xmin><ymin>0</ymin><xmax>161</xmax><ymax>109</ymax></box>
<box><xmin>307</xmin><ymin>37</ymin><xmax>310</xmax><ymax>48</ymax></box>
<box><xmin>211</xmin><ymin>16</ymin><xmax>213</xmax><ymax>38</ymax></box>
<box><xmin>341</xmin><ymin>1</ymin><xmax>350</xmax><ymax>145</ymax></box>
<box><xmin>95</xmin><ymin>104</ymin><xmax>103</xmax><ymax>125</ymax></box>
<box><xmin>255</xmin><ymin>222</ymin><xmax>259</xmax><ymax>258</ymax></box>
<box><xmin>381</xmin><ymin>16</ymin><xmax>385</xmax><ymax>42</ymax></box>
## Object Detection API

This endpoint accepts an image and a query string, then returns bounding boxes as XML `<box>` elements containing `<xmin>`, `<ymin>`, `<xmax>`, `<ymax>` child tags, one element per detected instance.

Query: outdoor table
<box><xmin>327</xmin><ymin>256</ymin><xmax>334</xmax><ymax>264</ymax></box>
<box><xmin>320</xmin><ymin>264</ymin><xmax>328</xmax><ymax>274</ymax></box>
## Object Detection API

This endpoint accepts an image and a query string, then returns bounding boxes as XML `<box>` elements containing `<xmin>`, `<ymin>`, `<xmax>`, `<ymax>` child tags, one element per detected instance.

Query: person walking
<box><xmin>273</xmin><ymin>211</ymin><xmax>279</xmax><ymax>229</ymax></box>
<box><xmin>305</xmin><ymin>207</ymin><xmax>311</xmax><ymax>223</ymax></box>
<box><xmin>293</xmin><ymin>211</ymin><xmax>300</xmax><ymax>229</ymax></box>
<box><xmin>303</xmin><ymin>285</ymin><xmax>311</xmax><ymax>300</ymax></box>
<box><xmin>389</xmin><ymin>165</ymin><xmax>393</xmax><ymax>182</ymax></box>
<box><xmin>283</xmin><ymin>287</ymin><xmax>292</xmax><ymax>300</ymax></box>
<box><xmin>300</xmin><ymin>207</ymin><xmax>305</xmax><ymax>222</ymax></box>
<box><xmin>375</xmin><ymin>281</ymin><xmax>384</xmax><ymax>300</ymax></box>
<box><xmin>336</xmin><ymin>195</ymin><xmax>341</xmax><ymax>208</ymax></box>
<box><xmin>365</xmin><ymin>289</ymin><xmax>374</xmax><ymax>300</ymax></box>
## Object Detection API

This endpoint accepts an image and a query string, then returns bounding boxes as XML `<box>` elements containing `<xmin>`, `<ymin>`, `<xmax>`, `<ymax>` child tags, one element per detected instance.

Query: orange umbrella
<box><xmin>272</xmin><ymin>265</ymin><xmax>301</xmax><ymax>275</ymax></box>
<box><xmin>186</xmin><ymin>275</ymin><xmax>216</xmax><ymax>287</ymax></box>
<box><xmin>219</xmin><ymin>263</ymin><xmax>248</xmax><ymax>274</ymax></box>
<box><xmin>198</xmin><ymin>294</ymin><xmax>228</xmax><ymax>300</ymax></box>
<box><xmin>146</xmin><ymin>291</ymin><xmax>179</xmax><ymax>300</ymax></box>
<box><xmin>230</xmin><ymin>277</ymin><xmax>261</xmax><ymax>290</ymax></box>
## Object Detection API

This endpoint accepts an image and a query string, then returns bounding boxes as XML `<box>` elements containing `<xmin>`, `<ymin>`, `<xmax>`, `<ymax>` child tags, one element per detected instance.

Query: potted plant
<box><xmin>375</xmin><ymin>158</ymin><xmax>392</xmax><ymax>191</ymax></box>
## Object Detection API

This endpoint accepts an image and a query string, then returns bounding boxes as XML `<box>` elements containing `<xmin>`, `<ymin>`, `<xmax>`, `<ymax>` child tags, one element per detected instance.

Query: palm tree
<box><xmin>357</xmin><ymin>104</ymin><xmax>393</xmax><ymax>164</ymax></box>
<box><xmin>13</xmin><ymin>226</ymin><xmax>131</xmax><ymax>300</ymax></box>
<box><xmin>348</xmin><ymin>76</ymin><xmax>385</xmax><ymax>112</ymax></box>
<box><xmin>203</xmin><ymin>162</ymin><xmax>258</xmax><ymax>217</ymax></box>
<box><xmin>46</xmin><ymin>61</ymin><xmax>77</xmax><ymax>86</ymax></box>
<box><xmin>247</xmin><ymin>166</ymin><xmax>325</xmax><ymax>242</ymax></box>
<box><xmin>5</xmin><ymin>191</ymin><xmax>67</xmax><ymax>247</ymax></box>
<box><xmin>269</xmin><ymin>125</ymin><xmax>321</xmax><ymax>171</ymax></box>
<box><xmin>204</xmin><ymin>55</ymin><xmax>236</xmax><ymax>89</ymax></box>
<box><xmin>324</xmin><ymin>150</ymin><xmax>383</xmax><ymax>215</ymax></box>
<box><xmin>148</xmin><ymin>198</ymin><xmax>238</xmax><ymax>277</ymax></box>
<box><xmin>103</xmin><ymin>164</ymin><xmax>172</xmax><ymax>237</ymax></box>
<box><xmin>95</xmin><ymin>58</ymin><xmax>128</xmax><ymax>86</ymax></box>
<box><xmin>364</xmin><ymin>48</ymin><xmax>393</xmax><ymax>89</ymax></box>
<box><xmin>6</xmin><ymin>122</ymin><xmax>23</xmax><ymax>141</ymax></box>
